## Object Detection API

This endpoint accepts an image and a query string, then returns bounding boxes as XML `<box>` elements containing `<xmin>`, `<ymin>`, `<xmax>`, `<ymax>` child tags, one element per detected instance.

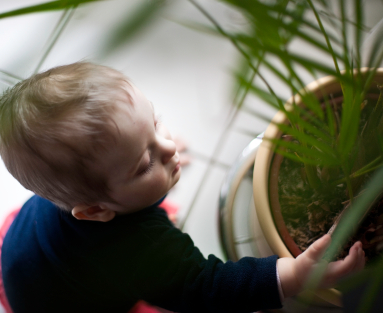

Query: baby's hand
<box><xmin>277</xmin><ymin>235</ymin><xmax>365</xmax><ymax>298</ymax></box>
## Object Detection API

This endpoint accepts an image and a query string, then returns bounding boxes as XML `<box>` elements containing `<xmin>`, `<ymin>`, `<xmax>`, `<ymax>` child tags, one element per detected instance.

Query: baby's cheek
<box><xmin>150</xmin><ymin>171</ymin><xmax>171</xmax><ymax>192</ymax></box>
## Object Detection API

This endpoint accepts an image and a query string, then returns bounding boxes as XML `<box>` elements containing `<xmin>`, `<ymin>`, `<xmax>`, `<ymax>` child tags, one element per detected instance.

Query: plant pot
<box><xmin>253</xmin><ymin>68</ymin><xmax>383</xmax><ymax>307</ymax></box>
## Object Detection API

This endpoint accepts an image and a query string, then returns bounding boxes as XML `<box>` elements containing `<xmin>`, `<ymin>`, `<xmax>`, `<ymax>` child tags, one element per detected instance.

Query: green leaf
<box><xmin>354</xmin><ymin>0</ymin><xmax>363</xmax><ymax>68</ymax></box>
<box><xmin>272</xmin><ymin>145</ymin><xmax>335</xmax><ymax>166</ymax></box>
<box><xmin>326</xmin><ymin>166</ymin><xmax>383</xmax><ymax>258</ymax></box>
<box><xmin>246</xmin><ymin>75</ymin><xmax>335</xmax><ymax>146</ymax></box>
<box><xmin>241</xmin><ymin>106</ymin><xmax>277</xmax><ymax>125</ymax></box>
<box><xmin>272</xmin><ymin>142</ymin><xmax>321</xmax><ymax>163</ymax></box>
<box><xmin>324</xmin><ymin>96</ymin><xmax>337</xmax><ymax>137</ymax></box>
<box><xmin>307</xmin><ymin>0</ymin><xmax>342</xmax><ymax>79</ymax></box>
<box><xmin>294</xmin><ymin>89</ymin><xmax>325</xmax><ymax>120</ymax></box>
<box><xmin>275</xmin><ymin>122</ymin><xmax>338</xmax><ymax>158</ymax></box>
<box><xmin>0</xmin><ymin>0</ymin><xmax>98</xmax><ymax>19</ymax></box>
<box><xmin>168</xmin><ymin>20</ymin><xmax>219</xmax><ymax>38</ymax></box>
<box><xmin>239</xmin><ymin>77</ymin><xmax>282</xmax><ymax>110</ymax></box>
<box><xmin>99</xmin><ymin>0</ymin><xmax>166</xmax><ymax>57</ymax></box>
<box><xmin>283</xmin><ymin>108</ymin><xmax>333</xmax><ymax>145</ymax></box>
<box><xmin>259</xmin><ymin>58</ymin><xmax>301</xmax><ymax>93</ymax></box>
<box><xmin>224</xmin><ymin>0</ymin><xmax>343</xmax><ymax>47</ymax></box>
<box><xmin>229</xmin><ymin>67</ymin><xmax>261</xmax><ymax>121</ymax></box>
<box><xmin>365</xmin><ymin>26</ymin><xmax>383</xmax><ymax>70</ymax></box>
<box><xmin>269</xmin><ymin>138</ymin><xmax>339</xmax><ymax>168</ymax></box>
<box><xmin>236</xmin><ymin>34</ymin><xmax>343</xmax><ymax>78</ymax></box>
<box><xmin>338</xmin><ymin>83</ymin><xmax>362</xmax><ymax>158</ymax></box>
<box><xmin>258</xmin><ymin>57</ymin><xmax>329</xmax><ymax>122</ymax></box>
<box><xmin>340</xmin><ymin>0</ymin><xmax>351</xmax><ymax>76</ymax></box>
<box><xmin>305</xmin><ymin>163</ymin><xmax>321</xmax><ymax>189</ymax></box>
<box><xmin>273</xmin><ymin>148</ymin><xmax>318</xmax><ymax>165</ymax></box>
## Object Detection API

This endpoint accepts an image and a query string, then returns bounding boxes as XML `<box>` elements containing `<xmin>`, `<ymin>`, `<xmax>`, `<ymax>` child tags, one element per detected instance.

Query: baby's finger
<box><xmin>300</xmin><ymin>234</ymin><xmax>331</xmax><ymax>262</ymax></box>
<box><xmin>345</xmin><ymin>243</ymin><xmax>364</xmax><ymax>274</ymax></box>
<box><xmin>321</xmin><ymin>243</ymin><xmax>365</xmax><ymax>288</ymax></box>
<box><xmin>354</xmin><ymin>245</ymin><xmax>365</xmax><ymax>272</ymax></box>
<box><xmin>326</xmin><ymin>243</ymin><xmax>360</xmax><ymax>278</ymax></box>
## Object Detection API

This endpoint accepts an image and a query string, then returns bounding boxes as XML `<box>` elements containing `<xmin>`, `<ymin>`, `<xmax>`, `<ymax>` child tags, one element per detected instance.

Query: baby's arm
<box><xmin>277</xmin><ymin>235</ymin><xmax>365</xmax><ymax>298</ymax></box>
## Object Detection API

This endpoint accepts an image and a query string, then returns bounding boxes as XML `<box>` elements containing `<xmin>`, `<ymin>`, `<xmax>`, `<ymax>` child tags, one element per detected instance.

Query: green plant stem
<box><xmin>0</xmin><ymin>0</ymin><xmax>98</xmax><ymax>19</ymax></box>
<box><xmin>331</xmin><ymin>156</ymin><xmax>383</xmax><ymax>186</ymax></box>
<box><xmin>307</xmin><ymin>0</ymin><xmax>344</xmax><ymax>95</ymax></box>
<box><xmin>355</xmin><ymin>0</ymin><xmax>362</xmax><ymax>70</ymax></box>
<box><xmin>305</xmin><ymin>163</ymin><xmax>321</xmax><ymax>189</ymax></box>
<box><xmin>340</xmin><ymin>0</ymin><xmax>351</xmax><ymax>78</ymax></box>
<box><xmin>343</xmin><ymin>167</ymin><xmax>354</xmax><ymax>201</ymax></box>
<box><xmin>374</xmin><ymin>85</ymin><xmax>383</xmax><ymax>112</ymax></box>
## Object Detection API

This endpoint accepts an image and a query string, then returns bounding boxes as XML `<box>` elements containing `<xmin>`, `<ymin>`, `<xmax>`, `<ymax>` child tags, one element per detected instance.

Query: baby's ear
<box><xmin>72</xmin><ymin>204</ymin><xmax>116</xmax><ymax>222</ymax></box>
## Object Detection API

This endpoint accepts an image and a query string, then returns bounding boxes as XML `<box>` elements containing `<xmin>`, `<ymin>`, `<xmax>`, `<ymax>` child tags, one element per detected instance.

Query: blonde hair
<box><xmin>0</xmin><ymin>62</ymin><xmax>132</xmax><ymax>210</ymax></box>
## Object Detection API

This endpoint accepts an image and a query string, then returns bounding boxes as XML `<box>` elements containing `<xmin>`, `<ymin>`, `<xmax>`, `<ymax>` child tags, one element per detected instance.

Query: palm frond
<box><xmin>99</xmin><ymin>1</ymin><xmax>166</xmax><ymax>57</ymax></box>
<box><xmin>0</xmin><ymin>0</ymin><xmax>98</xmax><ymax>19</ymax></box>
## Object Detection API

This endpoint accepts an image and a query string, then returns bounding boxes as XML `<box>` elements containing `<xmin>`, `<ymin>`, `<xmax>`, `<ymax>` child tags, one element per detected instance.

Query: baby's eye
<box><xmin>137</xmin><ymin>154</ymin><xmax>154</xmax><ymax>176</ymax></box>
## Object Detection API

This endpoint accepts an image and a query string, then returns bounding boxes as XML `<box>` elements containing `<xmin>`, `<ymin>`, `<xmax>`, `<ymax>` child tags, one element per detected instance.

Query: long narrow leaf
<box><xmin>248</xmin><ymin>77</ymin><xmax>335</xmax><ymax>143</ymax></box>
<box><xmin>365</xmin><ymin>26</ymin><xmax>383</xmax><ymax>70</ymax></box>
<box><xmin>326</xmin><ymin>167</ymin><xmax>383</xmax><ymax>259</ymax></box>
<box><xmin>100</xmin><ymin>1</ymin><xmax>165</xmax><ymax>56</ymax></box>
<box><xmin>273</xmin><ymin>146</ymin><xmax>336</xmax><ymax>166</ymax></box>
<box><xmin>284</xmin><ymin>109</ymin><xmax>333</xmax><ymax>144</ymax></box>
<box><xmin>275</xmin><ymin>127</ymin><xmax>336</xmax><ymax>158</ymax></box>
<box><xmin>224</xmin><ymin>0</ymin><xmax>343</xmax><ymax>47</ymax></box>
<box><xmin>308</xmin><ymin>0</ymin><xmax>342</xmax><ymax>79</ymax></box>
<box><xmin>338</xmin><ymin>83</ymin><xmax>362</xmax><ymax>158</ymax></box>
<box><xmin>239</xmin><ymin>77</ymin><xmax>283</xmax><ymax>110</ymax></box>
<box><xmin>324</xmin><ymin>96</ymin><xmax>337</xmax><ymax>137</ymax></box>
<box><xmin>237</xmin><ymin>16</ymin><xmax>346</xmax><ymax>64</ymax></box>
<box><xmin>340</xmin><ymin>0</ymin><xmax>351</xmax><ymax>77</ymax></box>
<box><xmin>237</xmin><ymin>34</ymin><xmax>345</xmax><ymax>79</ymax></box>
<box><xmin>274</xmin><ymin>122</ymin><xmax>338</xmax><ymax>159</ymax></box>
<box><xmin>258</xmin><ymin>57</ymin><xmax>335</xmax><ymax>127</ymax></box>
<box><xmin>354</xmin><ymin>0</ymin><xmax>363</xmax><ymax>69</ymax></box>
<box><xmin>0</xmin><ymin>0</ymin><xmax>98</xmax><ymax>19</ymax></box>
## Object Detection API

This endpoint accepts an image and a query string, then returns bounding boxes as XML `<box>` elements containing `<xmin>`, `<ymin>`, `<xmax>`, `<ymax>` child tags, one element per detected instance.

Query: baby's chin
<box><xmin>171</xmin><ymin>169</ymin><xmax>181</xmax><ymax>187</ymax></box>
<box><xmin>138</xmin><ymin>170</ymin><xmax>181</xmax><ymax>210</ymax></box>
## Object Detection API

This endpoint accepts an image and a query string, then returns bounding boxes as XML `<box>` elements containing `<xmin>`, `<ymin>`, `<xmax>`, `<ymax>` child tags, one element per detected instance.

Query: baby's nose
<box><xmin>158</xmin><ymin>136</ymin><xmax>177</xmax><ymax>164</ymax></box>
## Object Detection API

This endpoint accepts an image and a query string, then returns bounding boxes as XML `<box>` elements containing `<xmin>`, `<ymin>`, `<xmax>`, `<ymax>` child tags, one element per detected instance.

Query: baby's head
<box><xmin>0</xmin><ymin>62</ymin><xmax>181</xmax><ymax>221</ymax></box>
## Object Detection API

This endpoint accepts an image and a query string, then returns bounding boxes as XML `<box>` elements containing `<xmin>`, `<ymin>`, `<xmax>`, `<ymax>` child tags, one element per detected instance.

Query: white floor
<box><xmin>0</xmin><ymin>4</ymin><xmax>382</xmax><ymax>312</ymax></box>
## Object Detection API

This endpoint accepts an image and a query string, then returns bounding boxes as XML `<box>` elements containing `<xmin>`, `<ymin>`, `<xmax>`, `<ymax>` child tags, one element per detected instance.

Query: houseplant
<box><xmin>254</xmin><ymin>68</ymin><xmax>383</xmax><ymax>307</ymax></box>
<box><xmin>189</xmin><ymin>0</ymin><xmax>383</xmax><ymax>309</ymax></box>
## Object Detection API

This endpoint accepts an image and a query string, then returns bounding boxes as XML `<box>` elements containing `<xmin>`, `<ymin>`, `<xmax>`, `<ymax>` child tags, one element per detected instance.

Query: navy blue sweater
<box><xmin>2</xmin><ymin>195</ymin><xmax>282</xmax><ymax>312</ymax></box>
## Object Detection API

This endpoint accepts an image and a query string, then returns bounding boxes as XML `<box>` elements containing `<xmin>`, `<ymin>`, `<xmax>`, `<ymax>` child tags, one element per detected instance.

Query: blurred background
<box><xmin>0</xmin><ymin>0</ymin><xmax>383</xmax><ymax>283</ymax></box>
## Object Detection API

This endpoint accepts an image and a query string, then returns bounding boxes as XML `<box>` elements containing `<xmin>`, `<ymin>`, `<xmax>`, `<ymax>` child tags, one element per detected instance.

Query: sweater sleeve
<box><xmin>118</xmin><ymin>210</ymin><xmax>283</xmax><ymax>313</ymax></box>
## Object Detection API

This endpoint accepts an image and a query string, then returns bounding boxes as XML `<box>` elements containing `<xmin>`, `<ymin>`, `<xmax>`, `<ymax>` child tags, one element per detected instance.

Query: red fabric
<box><xmin>129</xmin><ymin>301</ymin><xmax>163</xmax><ymax>313</ymax></box>
<box><xmin>158</xmin><ymin>199</ymin><xmax>179</xmax><ymax>216</ymax></box>
<box><xmin>0</xmin><ymin>200</ymin><xmax>179</xmax><ymax>313</ymax></box>
<box><xmin>0</xmin><ymin>208</ymin><xmax>20</xmax><ymax>313</ymax></box>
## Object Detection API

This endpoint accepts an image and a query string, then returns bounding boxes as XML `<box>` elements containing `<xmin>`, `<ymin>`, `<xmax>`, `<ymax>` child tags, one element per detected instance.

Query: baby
<box><xmin>0</xmin><ymin>62</ymin><xmax>364</xmax><ymax>313</ymax></box>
